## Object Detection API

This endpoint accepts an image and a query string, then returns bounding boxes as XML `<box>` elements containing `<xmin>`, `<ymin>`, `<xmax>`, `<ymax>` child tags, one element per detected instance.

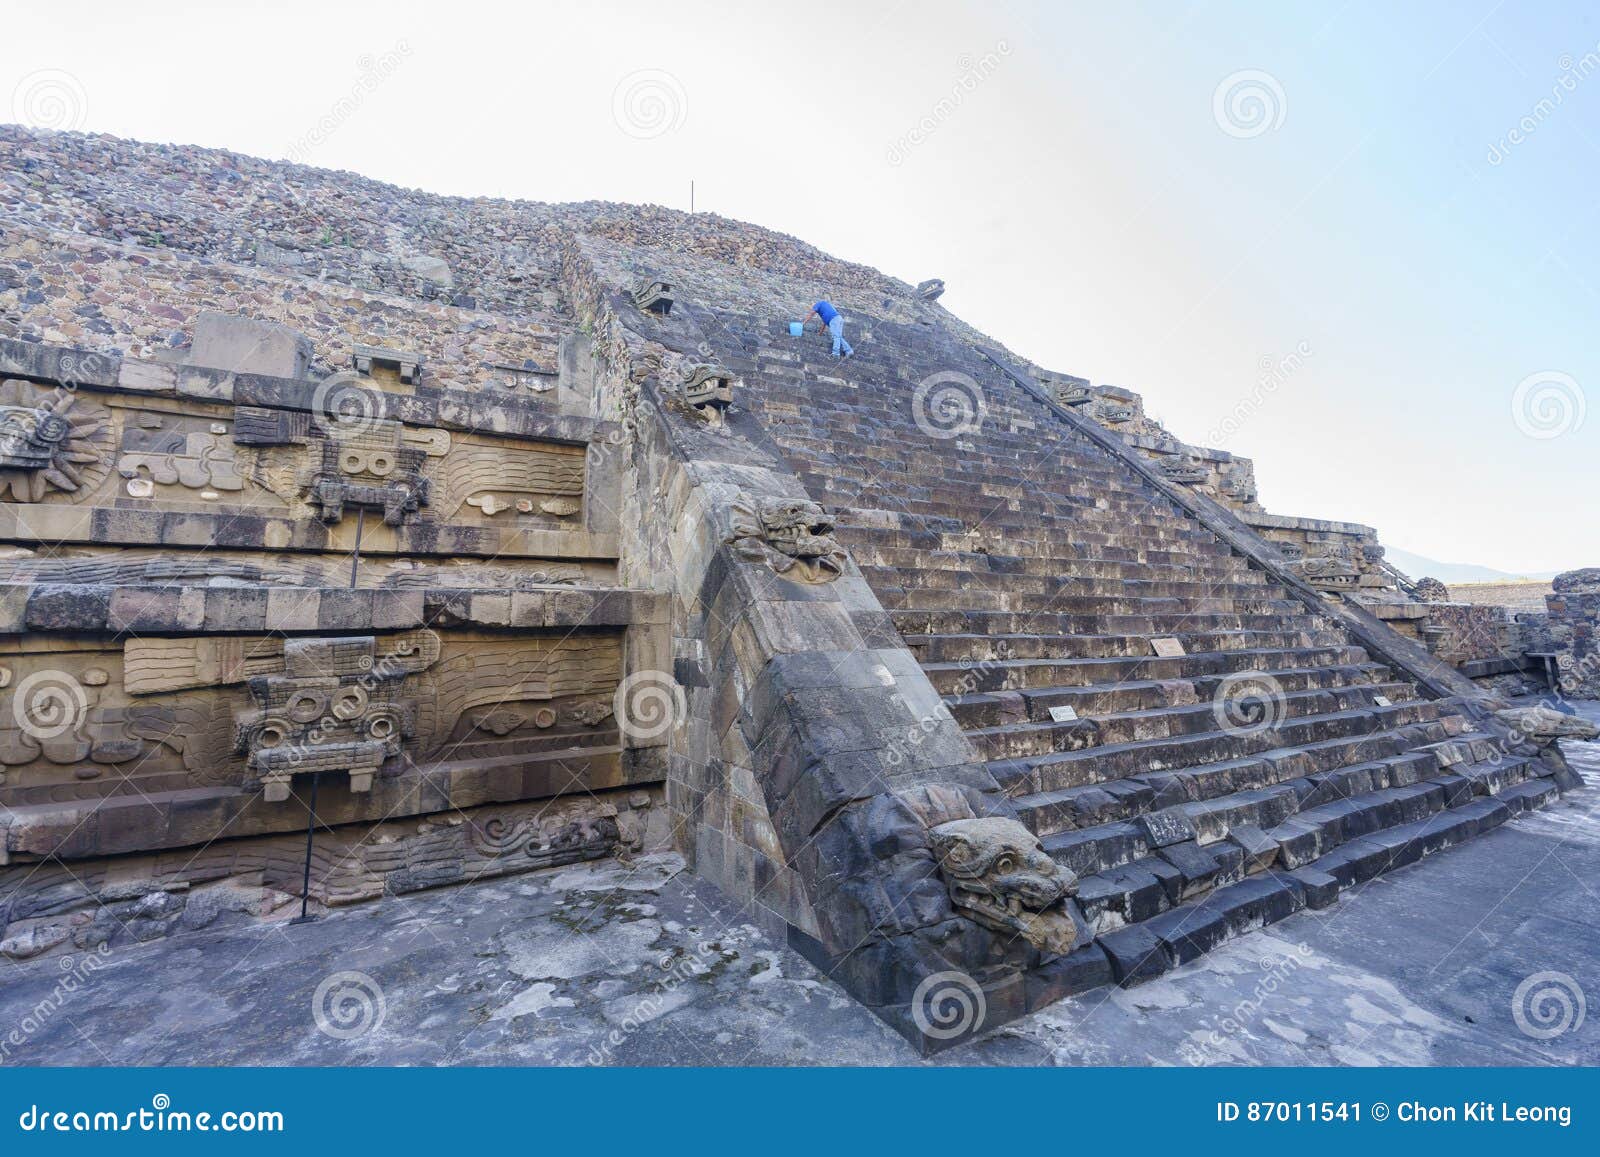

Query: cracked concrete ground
<box><xmin>3</xmin><ymin>710</ymin><xmax>1596</xmax><ymax>1067</ymax></box>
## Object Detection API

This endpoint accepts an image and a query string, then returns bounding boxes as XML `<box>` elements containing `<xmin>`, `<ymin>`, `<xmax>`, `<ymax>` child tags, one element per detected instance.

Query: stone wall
<box><xmin>0</xmin><ymin>127</ymin><xmax>713</xmax><ymax>960</ymax></box>
<box><xmin>1</xmin><ymin>227</ymin><xmax>567</xmax><ymax>392</ymax></box>
<box><xmin>1547</xmin><ymin>569</ymin><xmax>1600</xmax><ymax>698</ymax></box>
<box><xmin>562</xmin><ymin>234</ymin><xmax>1076</xmax><ymax>1051</ymax></box>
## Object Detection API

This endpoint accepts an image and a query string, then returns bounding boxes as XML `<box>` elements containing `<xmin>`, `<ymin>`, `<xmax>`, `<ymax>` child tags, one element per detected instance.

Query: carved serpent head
<box><xmin>928</xmin><ymin>816</ymin><xmax>1079</xmax><ymax>956</ymax></box>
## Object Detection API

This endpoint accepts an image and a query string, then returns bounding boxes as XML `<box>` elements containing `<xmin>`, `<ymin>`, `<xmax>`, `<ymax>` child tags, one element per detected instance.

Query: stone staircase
<box><xmin>694</xmin><ymin>308</ymin><xmax>1561</xmax><ymax>985</ymax></box>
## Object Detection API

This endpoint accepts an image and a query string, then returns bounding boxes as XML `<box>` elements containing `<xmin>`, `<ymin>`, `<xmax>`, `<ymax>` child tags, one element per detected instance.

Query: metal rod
<box><xmin>348</xmin><ymin>506</ymin><xmax>365</xmax><ymax>588</ymax></box>
<box><xmin>292</xmin><ymin>772</ymin><xmax>320</xmax><ymax>924</ymax></box>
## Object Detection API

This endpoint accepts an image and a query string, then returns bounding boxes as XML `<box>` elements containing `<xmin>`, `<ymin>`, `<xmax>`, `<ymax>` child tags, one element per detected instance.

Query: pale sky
<box><xmin>7</xmin><ymin>0</ymin><xmax>1597</xmax><ymax>573</ymax></box>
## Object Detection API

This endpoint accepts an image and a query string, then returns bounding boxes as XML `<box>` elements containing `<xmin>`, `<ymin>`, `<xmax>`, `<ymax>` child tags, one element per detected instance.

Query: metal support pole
<box><xmin>290</xmin><ymin>771</ymin><xmax>320</xmax><ymax>925</ymax></box>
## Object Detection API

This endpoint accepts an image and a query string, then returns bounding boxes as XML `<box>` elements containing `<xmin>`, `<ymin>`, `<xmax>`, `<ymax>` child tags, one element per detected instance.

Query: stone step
<box><xmin>1068</xmin><ymin>758</ymin><xmax>1550</xmax><ymax>981</ymax></box>
<box><xmin>919</xmin><ymin>644</ymin><xmax>1373</xmax><ymax>694</ymax></box>
<box><xmin>892</xmin><ymin>603</ymin><xmax>1315</xmax><ymax>636</ymax></box>
<box><xmin>943</xmin><ymin>663</ymin><xmax>1398</xmax><ymax>727</ymax></box>
<box><xmin>994</xmin><ymin>710</ymin><xmax>1455</xmax><ymax>796</ymax></box>
<box><xmin>883</xmin><ymin>586</ymin><xmax>1301</xmax><ymax>614</ymax></box>
<box><xmin>911</xmin><ymin>629</ymin><xmax>1339</xmax><ymax>664</ymax></box>
<box><xmin>962</xmin><ymin>682</ymin><xmax>1424</xmax><ymax>761</ymax></box>
<box><xmin>856</xmin><ymin>545</ymin><xmax>1290</xmax><ymax>585</ymax></box>
<box><xmin>861</xmin><ymin>563</ymin><xmax>1284</xmax><ymax>596</ymax></box>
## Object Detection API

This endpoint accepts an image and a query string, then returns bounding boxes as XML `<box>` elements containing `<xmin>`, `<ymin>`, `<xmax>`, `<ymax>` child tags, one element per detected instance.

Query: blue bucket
<box><xmin>788</xmin><ymin>321</ymin><xmax>804</xmax><ymax>337</ymax></box>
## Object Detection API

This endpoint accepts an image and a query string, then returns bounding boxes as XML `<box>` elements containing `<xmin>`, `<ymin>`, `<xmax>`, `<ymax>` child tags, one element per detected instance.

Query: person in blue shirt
<box><xmin>803</xmin><ymin>299</ymin><xmax>854</xmax><ymax>359</ymax></box>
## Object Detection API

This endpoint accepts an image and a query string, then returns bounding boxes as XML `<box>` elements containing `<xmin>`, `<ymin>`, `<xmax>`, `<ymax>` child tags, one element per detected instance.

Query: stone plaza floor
<box><xmin>3</xmin><ymin>707</ymin><xmax>1596</xmax><ymax>1068</ymax></box>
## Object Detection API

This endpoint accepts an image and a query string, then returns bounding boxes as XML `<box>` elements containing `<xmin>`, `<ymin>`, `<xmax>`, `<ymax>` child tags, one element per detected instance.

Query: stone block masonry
<box><xmin>0</xmin><ymin>126</ymin><xmax>1586</xmax><ymax>1051</ymax></box>
<box><xmin>1547</xmin><ymin>569</ymin><xmax>1600</xmax><ymax>698</ymax></box>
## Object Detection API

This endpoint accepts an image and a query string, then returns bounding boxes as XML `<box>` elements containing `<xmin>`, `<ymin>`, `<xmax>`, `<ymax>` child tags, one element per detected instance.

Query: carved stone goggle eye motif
<box><xmin>287</xmin><ymin>691</ymin><xmax>327</xmax><ymax>723</ymax></box>
<box><xmin>339</xmin><ymin>450</ymin><xmax>396</xmax><ymax>477</ymax></box>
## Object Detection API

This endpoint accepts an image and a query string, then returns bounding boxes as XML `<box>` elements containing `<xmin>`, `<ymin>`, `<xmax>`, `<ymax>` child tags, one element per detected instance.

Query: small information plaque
<box><xmin>1150</xmin><ymin>637</ymin><xmax>1186</xmax><ymax>657</ymax></box>
<box><xmin>1048</xmin><ymin>705</ymin><xmax>1079</xmax><ymax>723</ymax></box>
<box><xmin>1372</xmin><ymin>694</ymin><xmax>1392</xmax><ymax>707</ymax></box>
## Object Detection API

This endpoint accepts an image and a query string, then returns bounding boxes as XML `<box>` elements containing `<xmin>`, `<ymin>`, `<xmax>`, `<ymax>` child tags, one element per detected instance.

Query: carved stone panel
<box><xmin>0</xmin><ymin>629</ymin><xmax>626</xmax><ymax>820</ymax></box>
<box><xmin>0</xmin><ymin>380</ymin><xmax>115</xmax><ymax>503</ymax></box>
<box><xmin>0</xmin><ymin>391</ymin><xmax>588</xmax><ymax>540</ymax></box>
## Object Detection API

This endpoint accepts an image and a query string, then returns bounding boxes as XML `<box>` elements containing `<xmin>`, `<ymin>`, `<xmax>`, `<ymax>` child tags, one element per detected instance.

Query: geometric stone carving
<box><xmin>630</xmin><ymin>276</ymin><xmax>673</xmax><ymax>316</ymax></box>
<box><xmin>1045</xmin><ymin>372</ymin><xmax>1093</xmax><ymax>407</ymax></box>
<box><xmin>0</xmin><ymin>380</ymin><xmax>114</xmax><ymax>502</ymax></box>
<box><xmin>1159</xmin><ymin>455</ymin><xmax>1210</xmax><ymax>485</ymax></box>
<box><xmin>233</xmin><ymin>408</ymin><xmax>430</xmax><ymax>526</ymax></box>
<box><xmin>678</xmin><ymin>363</ymin><xmax>735</xmax><ymax>427</ymax></box>
<box><xmin>1288</xmin><ymin>555</ymin><xmax>1359</xmax><ymax>588</ymax></box>
<box><xmin>233</xmin><ymin>633</ymin><xmax>439</xmax><ymax>801</ymax></box>
<box><xmin>726</xmin><ymin>494</ymin><xmax>849</xmax><ymax>583</ymax></box>
<box><xmin>351</xmin><ymin>344</ymin><xmax>422</xmax><ymax>384</ymax></box>
<box><xmin>928</xmin><ymin>816</ymin><xmax>1079</xmax><ymax>956</ymax></box>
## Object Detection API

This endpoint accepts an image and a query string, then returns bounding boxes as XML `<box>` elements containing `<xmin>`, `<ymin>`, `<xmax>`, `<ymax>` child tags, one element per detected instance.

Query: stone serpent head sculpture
<box><xmin>928</xmin><ymin>816</ymin><xmax>1079</xmax><ymax>956</ymax></box>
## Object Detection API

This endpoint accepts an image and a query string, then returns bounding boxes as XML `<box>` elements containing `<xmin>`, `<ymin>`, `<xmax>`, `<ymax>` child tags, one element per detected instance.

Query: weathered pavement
<box><xmin>4</xmin><ymin>711</ymin><xmax>1596</xmax><ymax>1067</ymax></box>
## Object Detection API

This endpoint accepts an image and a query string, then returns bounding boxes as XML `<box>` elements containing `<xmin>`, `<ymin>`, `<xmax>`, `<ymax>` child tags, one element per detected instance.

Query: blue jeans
<box><xmin>828</xmin><ymin>315</ymin><xmax>853</xmax><ymax>357</ymax></box>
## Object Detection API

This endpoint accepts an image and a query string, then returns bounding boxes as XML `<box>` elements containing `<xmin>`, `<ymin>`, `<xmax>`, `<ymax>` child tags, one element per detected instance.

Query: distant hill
<box><xmin>1385</xmin><ymin>547</ymin><xmax>1560</xmax><ymax>585</ymax></box>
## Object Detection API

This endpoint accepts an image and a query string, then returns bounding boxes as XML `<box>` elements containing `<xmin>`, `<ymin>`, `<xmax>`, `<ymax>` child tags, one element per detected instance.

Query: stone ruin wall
<box><xmin>0</xmin><ymin>126</ymin><xmax>1588</xmax><ymax>984</ymax></box>
<box><xmin>0</xmin><ymin>125</ymin><xmax>956</xmax><ymax>966</ymax></box>
<box><xmin>1026</xmin><ymin>356</ymin><xmax>1531</xmax><ymax>684</ymax></box>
